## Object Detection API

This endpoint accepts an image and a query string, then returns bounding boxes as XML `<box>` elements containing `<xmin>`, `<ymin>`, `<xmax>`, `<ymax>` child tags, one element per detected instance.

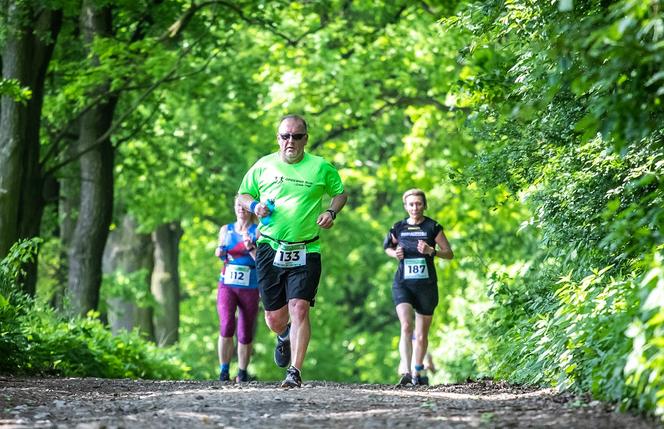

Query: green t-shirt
<box><xmin>238</xmin><ymin>152</ymin><xmax>344</xmax><ymax>253</ymax></box>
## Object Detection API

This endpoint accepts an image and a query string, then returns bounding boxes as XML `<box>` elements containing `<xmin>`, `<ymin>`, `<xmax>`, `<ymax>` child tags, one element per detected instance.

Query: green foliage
<box><xmin>100</xmin><ymin>268</ymin><xmax>155</xmax><ymax>313</ymax></box>
<box><xmin>1</xmin><ymin>240</ymin><xmax>188</xmax><ymax>379</ymax></box>
<box><xmin>623</xmin><ymin>250</ymin><xmax>664</xmax><ymax>416</ymax></box>
<box><xmin>0</xmin><ymin>296</ymin><xmax>189</xmax><ymax>379</ymax></box>
<box><xmin>16</xmin><ymin>0</ymin><xmax>661</xmax><ymax>421</ymax></box>
<box><xmin>447</xmin><ymin>0</ymin><xmax>664</xmax><ymax>419</ymax></box>
<box><xmin>0</xmin><ymin>78</ymin><xmax>32</xmax><ymax>103</ymax></box>
<box><xmin>0</xmin><ymin>238</ymin><xmax>42</xmax><ymax>297</ymax></box>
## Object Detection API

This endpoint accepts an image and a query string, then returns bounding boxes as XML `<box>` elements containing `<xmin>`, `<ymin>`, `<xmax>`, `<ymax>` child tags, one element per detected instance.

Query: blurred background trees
<box><xmin>1</xmin><ymin>0</ymin><xmax>661</xmax><ymax>419</ymax></box>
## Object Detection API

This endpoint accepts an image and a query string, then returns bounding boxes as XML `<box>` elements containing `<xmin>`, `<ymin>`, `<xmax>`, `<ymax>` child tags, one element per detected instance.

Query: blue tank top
<box><xmin>220</xmin><ymin>223</ymin><xmax>258</xmax><ymax>288</ymax></box>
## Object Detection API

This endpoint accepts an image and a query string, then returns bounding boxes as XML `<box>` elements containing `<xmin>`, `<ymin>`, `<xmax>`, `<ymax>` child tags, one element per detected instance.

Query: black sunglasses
<box><xmin>279</xmin><ymin>133</ymin><xmax>306</xmax><ymax>141</ymax></box>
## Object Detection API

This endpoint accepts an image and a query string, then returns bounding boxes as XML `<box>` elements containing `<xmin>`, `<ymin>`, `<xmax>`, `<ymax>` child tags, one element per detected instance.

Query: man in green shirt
<box><xmin>237</xmin><ymin>114</ymin><xmax>347</xmax><ymax>388</ymax></box>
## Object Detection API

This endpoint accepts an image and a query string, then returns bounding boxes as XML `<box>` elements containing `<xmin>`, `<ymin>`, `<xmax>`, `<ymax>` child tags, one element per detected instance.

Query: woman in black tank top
<box><xmin>383</xmin><ymin>189</ymin><xmax>453</xmax><ymax>386</ymax></box>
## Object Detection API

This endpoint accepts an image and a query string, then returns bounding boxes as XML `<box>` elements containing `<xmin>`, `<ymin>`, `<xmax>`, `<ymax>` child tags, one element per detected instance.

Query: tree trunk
<box><xmin>52</xmin><ymin>138</ymin><xmax>80</xmax><ymax>309</ymax></box>
<box><xmin>66</xmin><ymin>1</ymin><xmax>117</xmax><ymax>316</ymax></box>
<box><xmin>151</xmin><ymin>222</ymin><xmax>182</xmax><ymax>346</ymax></box>
<box><xmin>0</xmin><ymin>1</ymin><xmax>61</xmax><ymax>296</ymax></box>
<box><xmin>19</xmin><ymin>8</ymin><xmax>63</xmax><ymax>296</ymax></box>
<box><xmin>103</xmin><ymin>214</ymin><xmax>155</xmax><ymax>340</ymax></box>
<box><xmin>0</xmin><ymin>0</ymin><xmax>30</xmax><ymax>264</ymax></box>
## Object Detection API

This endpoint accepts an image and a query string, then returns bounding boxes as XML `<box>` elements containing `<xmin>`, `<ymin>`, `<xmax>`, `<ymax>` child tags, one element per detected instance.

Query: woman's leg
<box><xmin>413</xmin><ymin>313</ymin><xmax>433</xmax><ymax>372</ymax></box>
<box><xmin>236</xmin><ymin>288</ymin><xmax>260</xmax><ymax>372</ymax></box>
<box><xmin>396</xmin><ymin>302</ymin><xmax>414</xmax><ymax>375</ymax></box>
<box><xmin>217</xmin><ymin>286</ymin><xmax>238</xmax><ymax>372</ymax></box>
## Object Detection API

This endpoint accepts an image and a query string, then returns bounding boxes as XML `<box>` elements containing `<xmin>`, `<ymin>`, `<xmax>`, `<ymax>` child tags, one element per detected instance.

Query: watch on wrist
<box><xmin>326</xmin><ymin>209</ymin><xmax>337</xmax><ymax>220</ymax></box>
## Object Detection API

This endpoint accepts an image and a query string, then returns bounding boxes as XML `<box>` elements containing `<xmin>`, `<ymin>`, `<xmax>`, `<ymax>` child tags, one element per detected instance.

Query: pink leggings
<box><xmin>217</xmin><ymin>284</ymin><xmax>260</xmax><ymax>344</ymax></box>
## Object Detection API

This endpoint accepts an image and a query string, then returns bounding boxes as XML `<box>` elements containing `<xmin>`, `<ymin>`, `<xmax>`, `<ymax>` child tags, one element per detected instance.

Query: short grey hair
<box><xmin>278</xmin><ymin>114</ymin><xmax>308</xmax><ymax>133</ymax></box>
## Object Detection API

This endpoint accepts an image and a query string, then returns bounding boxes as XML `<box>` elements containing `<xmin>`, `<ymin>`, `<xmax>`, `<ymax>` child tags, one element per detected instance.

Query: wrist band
<box><xmin>249</xmin><ymin>200</ymin><xmax>259</xmax><ymax>214</ymax></box>
<box><xmin>326</xmin><ymin>209</ymin><xmax>337</xmax><ymax>220</ymax></box>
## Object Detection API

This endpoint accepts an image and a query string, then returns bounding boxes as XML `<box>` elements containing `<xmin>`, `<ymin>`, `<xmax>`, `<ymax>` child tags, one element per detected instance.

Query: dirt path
<box><xmin>1</xmin><ymin>377</ymin><xmax>661</xmax><ymax>428</ymax></box>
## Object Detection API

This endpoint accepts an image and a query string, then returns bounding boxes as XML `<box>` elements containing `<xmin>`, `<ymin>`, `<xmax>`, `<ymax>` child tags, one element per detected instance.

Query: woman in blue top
<box><xmin>215</xmin><ymin>197</ymin><xmax>260</xmax><ymax>382</ymax></box>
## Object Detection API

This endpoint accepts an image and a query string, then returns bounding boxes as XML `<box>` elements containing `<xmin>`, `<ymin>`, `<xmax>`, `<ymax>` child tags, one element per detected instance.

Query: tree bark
<box><xmin>151</xmin><ymin>222</ymin><xmax>182</xmax><ymax>346</ymax></box>
<box><xmin>0</xmin><ymin>2</ymin><xmax>61</xmax><ymax>296</ymax></box>
<box><xmin>66</xmin><ymin>1</ymin><xmax>117</xmax><ymax>316</ymax></box>
<box><xmin>0</xmin><ymin>0</ymin><xmax>30</xmax><ymax>264</ymax></box>
<box><xmin>103</xmin><ymin>214</ymin><xmax>154</xmax><ymax>340</ymax></box>
<box><xmin>52</xmin><ymin>137</ymin><xmax>80</xmax><ymax>309</ymax></box>
<box><xmin>19</xmin><ymin>8</ymin><xmax>63</xmax><ymax>295</ymax></box>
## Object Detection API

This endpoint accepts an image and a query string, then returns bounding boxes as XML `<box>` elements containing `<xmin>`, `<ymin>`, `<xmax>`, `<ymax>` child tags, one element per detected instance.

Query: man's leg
<box><xmin>265</xmin><ymin>305</ymin><xmax>291</xmax><ymax>367</ymax></box>
<box><xmin>280</xmin><ymin>253</ymin><xmax>320</xmax><ymax>388</ymax></box>
<box><xmin>264</xmin><ymin>305</ymin><xmax>289</xmax><ymax>335</ymax></box>
<box><xmin>288</xmin><ymin>298</ymin><xmax>311</xmax><ymax>371</ymax></box>
<box><xmin>255</xmin><ymin>243</ymin><xmax>291</xmax><ymax>367</ymax></box>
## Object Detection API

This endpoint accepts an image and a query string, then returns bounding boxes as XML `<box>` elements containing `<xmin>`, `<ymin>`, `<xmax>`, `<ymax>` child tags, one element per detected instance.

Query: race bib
<box><xmin>273</xmin><ymin>243</ymin><xmax>306</xmax><ymax>268</ymax></box>
<box><xmin>224</xmin><ymin>264</ymin><xmax>251</xmax><ymax>286</ymax></box>
<box><xmin>404</xmin><ymin>258</ymin><xmax>429</xmax><ymax>280</ymax></box>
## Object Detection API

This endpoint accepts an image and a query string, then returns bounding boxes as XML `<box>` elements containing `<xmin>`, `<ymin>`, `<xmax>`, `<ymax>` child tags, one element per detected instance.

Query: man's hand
<box><xmin>316</xmin><ymin>211</ymin><xmax>335</xmax><ymax>229</ymax></box>
<box><xmin>253</xmin><ymin>202</ymin><xmax>271</xmax><ymax>218</ymax></box>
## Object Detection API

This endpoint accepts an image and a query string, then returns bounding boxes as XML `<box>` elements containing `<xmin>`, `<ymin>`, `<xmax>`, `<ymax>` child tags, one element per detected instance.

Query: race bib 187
<box><xmin>403</xmin><ymin>258</ymin><xmax>429</xmax><ymax>280</ymax></box>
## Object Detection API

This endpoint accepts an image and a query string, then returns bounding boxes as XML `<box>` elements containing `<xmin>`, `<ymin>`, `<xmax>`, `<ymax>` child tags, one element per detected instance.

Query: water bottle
<box><xmin>260</xmin><ymin>199</ymin><xmax>275</xmax><ymax>225</ymax></box>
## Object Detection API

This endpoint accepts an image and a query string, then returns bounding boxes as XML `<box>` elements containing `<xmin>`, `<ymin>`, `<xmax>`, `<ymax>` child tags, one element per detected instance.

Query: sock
<box><xmin>220</xmin><ymin>363</ymin><xmax>230</xmax><ymax>374</ymax></box>
<box><xmin>238</xmin><ymin>368</ymin><xmax>247</xmax><ymax>378</ymax></box>
<box><xmin>278</xmin><ymin>323</ymin><xmax>291</xmax><ymax>341</ymax></box>
<box><xmin>414</xmin><ymin>364</ymin><xmax>424</xmax><ymax>374</ymax></box>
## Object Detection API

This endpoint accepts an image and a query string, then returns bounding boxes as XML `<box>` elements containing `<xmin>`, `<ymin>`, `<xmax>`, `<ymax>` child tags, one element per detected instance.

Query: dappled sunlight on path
<box><xmin>1</xmin><ymin>377</ymin><xmax>661</xmax><ymax>428</ymax></box>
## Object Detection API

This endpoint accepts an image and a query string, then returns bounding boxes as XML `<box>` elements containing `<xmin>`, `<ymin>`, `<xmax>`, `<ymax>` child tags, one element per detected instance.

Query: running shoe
<box><xmin>397</xmin><ymin>373</ymin><xmax>413</xmax><ymax>386</ymax></box>
<box><xmin>235</xmin><ymin>371</ymin><xmax>257</xmax><ymax>383</ymax></box>
<box><xmin>281</xmin><ymin>366</ymin><xmax>302</xmax><ymax>388</ymax></box>
<box><xmin>274</xmin><ymin>334</ymin><xmax>291</xmax><ymax>368</ymax></box>
<box><xmin>412</xmin><ymin>374</ymin><xmax>429</xmax><ymax>386</ymax></box>
<box><xmin>219</xmin><ymin>371</ymin><xmax>230</xmax><ymax>382</ymax></box>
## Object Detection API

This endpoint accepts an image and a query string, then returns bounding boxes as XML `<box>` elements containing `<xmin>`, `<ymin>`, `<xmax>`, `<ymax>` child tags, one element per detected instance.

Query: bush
<box><xmin>0</xmin><ymin>239</ymin><xmax>189</xmax><ymax>379</ymax></box>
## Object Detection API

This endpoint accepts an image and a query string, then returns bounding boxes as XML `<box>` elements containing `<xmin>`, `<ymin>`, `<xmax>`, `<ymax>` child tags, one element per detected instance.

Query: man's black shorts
<box><xmin>256</xmin><ymin>243</ymin><xmax>322</xmax><ymax>311</ymax></box>
<box><xmin>392</xmin><ymin>281</ymin><xmax>438</xmax><ymax>316</ymax></box>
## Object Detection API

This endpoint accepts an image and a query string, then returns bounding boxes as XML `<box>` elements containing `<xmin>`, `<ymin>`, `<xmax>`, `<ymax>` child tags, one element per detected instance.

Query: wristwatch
<box><xmin>326</xmin><ymin>209</ymin><xmax>337</xmax><ymax>220</ymax></box>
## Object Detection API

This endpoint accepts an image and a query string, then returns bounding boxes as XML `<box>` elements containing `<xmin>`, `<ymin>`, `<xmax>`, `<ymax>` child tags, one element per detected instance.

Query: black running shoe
<box><xmin>219</xmin><ymin>371</ymin><xmax>230</xmax><ymax>382</ymax></box>
<box><xmin>274</xmin><ymin>333</ymin><xmax>291</xmax><ymax>368</ymax></box>
<box><xmin>397</xmin><ymin>373</ymin><xmax>413</xmax><ymax>386</ymax></box>
<box><xmin>281</xmin><ymin>366</ymin><xmax>302</xmax><ymax>388</ymax></box>
<box><xmin>412</xmin><ymin>374</ymin><xmax>429</xmax><ymax>386</ymax></box>
<box><xmin>235</xmin><ymin>371</ymin><xmax>256</xmax><ymax>383</ymax></box>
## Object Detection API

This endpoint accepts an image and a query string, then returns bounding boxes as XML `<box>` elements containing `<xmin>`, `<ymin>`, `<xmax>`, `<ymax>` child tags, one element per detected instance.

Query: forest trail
<box><xmin>1</xmin><ymin>377</ymin><xmax>661</xmax><ymax>428</ymax></box>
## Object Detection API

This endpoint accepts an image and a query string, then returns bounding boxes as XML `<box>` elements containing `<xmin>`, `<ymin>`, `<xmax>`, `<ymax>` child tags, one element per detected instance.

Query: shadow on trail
<box><xmin>1</xmin><ymin>377</ymin><xmax>661</xmax><ymax>428</ymax></box>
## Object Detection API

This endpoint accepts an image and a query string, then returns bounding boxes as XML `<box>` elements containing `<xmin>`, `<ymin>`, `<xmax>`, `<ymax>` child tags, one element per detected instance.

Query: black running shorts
<box><xmin>256</xmin><ymin>243</ymin><xmax>322</xmax><ymax>311</ymax></box>
<box><xmin>392</xmin><ymin>281</ymin><xmax>438</xmax><ymax>316</ymax></box>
